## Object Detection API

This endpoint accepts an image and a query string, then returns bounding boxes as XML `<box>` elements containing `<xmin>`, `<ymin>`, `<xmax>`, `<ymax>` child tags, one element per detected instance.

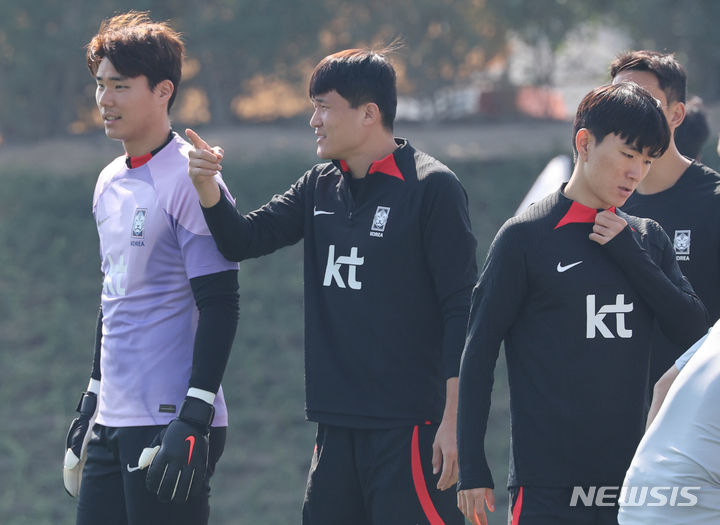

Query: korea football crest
<box><xmin>131</xmin><ymin>208</ymin><xmax>147</xmax><ymax>237</ymax></box>
<box><xmin>673</xmin><ymin>229</ymin><xmax>691</xmax><ymax>261</ymax></box>
<box><xmin>370</xmin><ymin>206</ymin><xmax>390</xmax><ymax>238</ymax></box>
<box><xmin>131</xmin><ymin>208</ymin><xmax>147</xmax><ymax>246</ymax></box>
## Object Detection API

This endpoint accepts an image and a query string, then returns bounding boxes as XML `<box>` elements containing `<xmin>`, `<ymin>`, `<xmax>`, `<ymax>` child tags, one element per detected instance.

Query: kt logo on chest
<box><xmin>323</xmin><ymin>245</ymin><xmax>364</xmax><ymax>290</ymax></box>
<box><xmin>586</xmin><ymin>294</ymin><xmax>633</xmax><ymax>339</ymax></box>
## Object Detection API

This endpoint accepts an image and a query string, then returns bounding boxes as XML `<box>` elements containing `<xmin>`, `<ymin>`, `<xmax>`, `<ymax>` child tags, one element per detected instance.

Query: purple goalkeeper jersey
<box><xmin>92</xmin><ymin>133</ymin><xmax>237</xmax><ymax>427</ymax></box>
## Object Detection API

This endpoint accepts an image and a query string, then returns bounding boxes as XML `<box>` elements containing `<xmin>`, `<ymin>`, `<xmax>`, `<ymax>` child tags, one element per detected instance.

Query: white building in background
<box><xmin>397</xmin><ymin>24</ymin><xmax>632</xmax><ymax>123</ymax></box>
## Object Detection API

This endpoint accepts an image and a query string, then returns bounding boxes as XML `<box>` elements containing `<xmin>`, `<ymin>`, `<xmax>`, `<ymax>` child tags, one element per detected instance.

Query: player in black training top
<box><xmin>187</xmin><ymin>48</ymin><xmax>477</xmax><ymax>524</ymax></box>
<box><xmin>611</xmin><ymin>50</ymin><xmax>720</xmax><ymax>396</ymax></box>
<box><xmin>457</xmin><ymin>83</ymin><xmax>709</xmax><ymax>525</ymax></box>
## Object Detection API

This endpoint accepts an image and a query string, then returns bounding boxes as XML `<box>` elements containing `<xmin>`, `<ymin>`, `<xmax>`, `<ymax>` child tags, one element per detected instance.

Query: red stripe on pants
<box><xmin>512</xmin><ymin>486</ymin><xmax>524</xmax><ymax>525</ymax></box>
<box><xmin>410</xmin><ymin>425</ymin><xmax>445</xmax><ymax>525</ymax></box>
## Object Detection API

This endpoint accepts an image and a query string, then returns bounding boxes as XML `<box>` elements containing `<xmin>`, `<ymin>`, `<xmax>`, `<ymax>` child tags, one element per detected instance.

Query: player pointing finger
<box><xmin>186</xmin><ymin>128</ymin><xmax>224</xmax><ymax>207</ymax></box>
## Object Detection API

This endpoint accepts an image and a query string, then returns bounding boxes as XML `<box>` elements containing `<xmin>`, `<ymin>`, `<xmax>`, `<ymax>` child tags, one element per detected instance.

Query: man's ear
<box><xmin>363</xmin><ymin>102</ymin><xmax>381</xmax><ymax>126</ymax></box>
<box><xmin>667</xmin><ymin>100</ymin><xmax>686</xmax><ymax>131</ymax></box>
<box><xmin>155</xmin><ymin>79</ymin><xmax>174</xmax><ymax>105</ymax></box>
<box><xmin>575</xmin><ymin>128</ymin><xmax>592</xmax><ymax>162</ymax></box>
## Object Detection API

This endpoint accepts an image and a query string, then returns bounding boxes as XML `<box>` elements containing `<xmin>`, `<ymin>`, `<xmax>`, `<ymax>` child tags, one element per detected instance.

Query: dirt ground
<box><xmin>0</xmin><ymin>120</ymin><xmax>574</xmax><ymax>177</ymax></box>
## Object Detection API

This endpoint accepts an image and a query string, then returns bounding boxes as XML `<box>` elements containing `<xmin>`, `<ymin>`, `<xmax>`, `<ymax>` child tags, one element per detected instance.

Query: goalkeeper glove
<box><xmin>63</xmin><ymin>378</ymin><xmax>100</xmax><ymax>497</ymax></box>
<box><xmin>139</xmin><ymin>391</ymin><xmax>215</xmax><ymax>504</ymax></box>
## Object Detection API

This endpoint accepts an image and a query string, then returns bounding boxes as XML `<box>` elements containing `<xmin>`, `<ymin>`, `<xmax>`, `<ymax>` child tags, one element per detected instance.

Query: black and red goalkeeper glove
<box><xmin>139</xmin><ymin>396</ymin><xmax>215</xmax><ymax>504</ymax></box>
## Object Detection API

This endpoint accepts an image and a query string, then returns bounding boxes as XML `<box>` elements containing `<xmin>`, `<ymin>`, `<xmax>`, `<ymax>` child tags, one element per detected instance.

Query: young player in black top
<box><xmin>457</xmin><ymin>82</ymin><xmax>709</xmax><ymax>525</ymax></box>
<box><xmin>188</xmin><ymin>48</ymin><xmax>477</xmax><ymax>524</ymax></box>
<box><xmin>611</xmin><ymin>51</ymin><xmax>720</xmax><ymax>393</ymax></box>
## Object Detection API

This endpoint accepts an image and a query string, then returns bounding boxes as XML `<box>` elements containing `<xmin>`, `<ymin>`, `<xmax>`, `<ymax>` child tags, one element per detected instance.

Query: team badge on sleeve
<box><xmin>131</xmin><ymin>208</ymin><xmax>147</xmax><ymax>238</ymax></box>
<box><xmin>370</xmin><ymin>206</ymin><xmax>390</xmax><ymax>238</ymax></box>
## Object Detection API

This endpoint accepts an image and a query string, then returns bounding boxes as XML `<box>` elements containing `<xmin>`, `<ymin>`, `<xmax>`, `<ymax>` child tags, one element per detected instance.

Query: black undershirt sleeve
<box><xmin>91</xmin><ymin>306</ymin><xmax>102</xmax><ymax>381</ymax></box>
<box><xmin>604</xmin><ymin>223</ymin><xmax>710</xmax><ymax>349</ymax></box>
<box><xmin>188</xmin><ymin>270</ymin><xmax>240</xmax><ymax>393</ymax></box>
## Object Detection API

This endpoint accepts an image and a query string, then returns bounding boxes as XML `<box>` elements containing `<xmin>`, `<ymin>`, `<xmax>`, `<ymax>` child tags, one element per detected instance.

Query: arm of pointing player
<box><xmin>186</xmin><ymin>127</ymin><xmax>306</xmax><ymax>262</ymax></box>
<box><xmin>187</xmin><ymin>128</ymin><xmax>224</xmax><ymax>208</ymax></box>
<box><xmin>433</xmin><ymin>377</ymin><xmax>458</xmax><ymax>490</ymax></box>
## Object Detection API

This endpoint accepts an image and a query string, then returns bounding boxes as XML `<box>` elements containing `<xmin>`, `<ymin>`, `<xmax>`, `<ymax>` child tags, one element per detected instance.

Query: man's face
<box><xmin>95</xmin><ymin>57</ymin><xmax>163</xmax><ymax>149</ymax></box>
<box><xmin>309</xmin><ymin>90</ymin><xmax>368</xmax><ymax>160</ymax></box>
<box><xmin>612</xmin><ymin>70</ymin><xmax>677</xmax><ymax>129</ymax></box>
<box><xmin>583</xmin><ymin>131</ymin><xmax>655</xmax><ymax>208</ymax></box>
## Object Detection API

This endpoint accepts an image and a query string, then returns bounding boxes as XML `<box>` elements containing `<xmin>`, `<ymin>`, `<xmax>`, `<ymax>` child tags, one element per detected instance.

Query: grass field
<box><xmin>0</xmin><ymin>150</ymin><xmax>555</xmax><ymax>524</ymax></box>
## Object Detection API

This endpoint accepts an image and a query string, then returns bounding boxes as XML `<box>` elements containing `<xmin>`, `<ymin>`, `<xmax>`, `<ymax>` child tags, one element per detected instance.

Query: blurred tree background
<box><xmin>1</xmin><ymin>1</ymin><xmax>720</xmax><ymax>524</ymax></box>
<box><xmin>1</xmin><ymin>0</ymin><xmax>720</xmax><ymax>141</ymax></box>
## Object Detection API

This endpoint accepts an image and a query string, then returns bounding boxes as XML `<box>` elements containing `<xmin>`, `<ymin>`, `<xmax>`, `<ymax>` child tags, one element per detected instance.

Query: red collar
<box><xmin>127</xmin><ymin>152</ymin><xmax>153</xmax><ymax>169</ymax></box>
<box><xmin>554</xmin><ymin>201</ymin><xmax>616</xmax><ymax>229</ymax></box>
<box><xmin>125</xmin><ymin>131</ymin><xmax>174</xmax><ymax>169</ymax></box>
<box><xmin>338</xmin><ymin>150</ymin><xmax>404</xmax><ymax>181</ymax></box>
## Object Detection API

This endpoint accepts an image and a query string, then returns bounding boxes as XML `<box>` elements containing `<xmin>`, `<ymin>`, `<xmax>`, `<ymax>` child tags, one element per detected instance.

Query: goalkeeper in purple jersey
<box><xmin>62</xmin><ymin>12</ymin><xmax>239</xmax><ymax>525</ymax></box>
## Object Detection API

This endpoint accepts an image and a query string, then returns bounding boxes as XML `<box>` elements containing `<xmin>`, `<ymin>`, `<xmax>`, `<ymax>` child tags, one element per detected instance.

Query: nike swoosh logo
<box><xmin>97</xmin><ymin>216</ymin><xmax>113</xmax><ymax>227</ymax></box>
<box><xmin>557</xmin><ymin>260</ymin><xmax>583</xmax><ymax>272</ymax></box>
<box><xmin>313</xmin><ymin>207</ymin><xmax>335</xmax><ymax>216</ymax></box>
<box><xmin>126</xmin><ymin>464</ymin><xmax>142</xmax><ymax>473</ymax></box>
<box><xmin>185</xmin><ymin>435</ymin><xmax>196</xmax><ymax>465</ymax></box>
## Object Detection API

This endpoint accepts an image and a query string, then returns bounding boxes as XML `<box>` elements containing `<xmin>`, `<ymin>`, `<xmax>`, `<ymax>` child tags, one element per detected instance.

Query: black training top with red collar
<box><xmin>554</xmin><ymin>200</ymin><xmax>616</xmax><ymax>229</ymax></box>
<box><xmin>458</xmin><ymin>187</ymin><xmax>708</xmax><ymax>492</ymax></box>
<box><xmin>622</xmin><ymin>161</ymin><xmax>720</xmax><ymax>391</ymax></box>
<box><xmin>202</xmin><ymin>138</ymin><xmax>478</xmax><ymax>428</ymax></box>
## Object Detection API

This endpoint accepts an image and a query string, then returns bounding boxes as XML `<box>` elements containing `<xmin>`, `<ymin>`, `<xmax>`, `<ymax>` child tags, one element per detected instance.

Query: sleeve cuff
<box><xmin>87</xmin><ymin>378</ymin><xmax>100</xmax><ymax>394</ymax></box>
<box><xmin>187</xmin><ymin>387</ymin><xmax>216</xmax><ymax>405</ymax></box>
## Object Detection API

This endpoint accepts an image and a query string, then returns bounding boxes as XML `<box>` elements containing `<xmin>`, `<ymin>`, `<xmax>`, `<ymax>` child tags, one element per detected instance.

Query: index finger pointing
<box><xmin>185</xmin><ymin>128</ymin><xmax>211</xmax><ymax>151</ymax></box>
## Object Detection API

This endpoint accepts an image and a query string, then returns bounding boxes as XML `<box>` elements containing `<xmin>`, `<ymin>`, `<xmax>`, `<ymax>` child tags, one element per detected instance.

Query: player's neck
<box><xmin>122</xmin><ymin>119</ymin><xmax>172</xmax><ymax>158</ymax></box>
<box><xmin>636</xmin><ymin>143</ymin><xmax>691</xmax><ymax>195</ymax></box>
<box><xmin>563</xmin><ymin>171</ymin><xmax>608</xmax><ymax>210</ymax></box>
<box><xmin>344</xmin><ymin>132</ymin><xmax>398</xmax><ymax>180</ymax></box>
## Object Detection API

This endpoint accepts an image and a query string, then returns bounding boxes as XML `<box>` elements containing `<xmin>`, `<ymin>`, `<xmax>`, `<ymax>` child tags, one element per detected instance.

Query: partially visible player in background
<box><xmin>674</xmin><ymin>95</ymin><xmax>710</xmax><ymax>161</ymax></box>
<box><xmin>619</xmin><ymin>320</ymin><xmax>720</xmax><ymax>525</ymax></box>
<box><xmin>612</xmin><ymin>51</ymin><xmax>720</xmax><ymax>397</ymax></box>
<box><xmin>63</xmin><ymin>11</ymin><xmax>239</xmax><ymax>525</ymax></box>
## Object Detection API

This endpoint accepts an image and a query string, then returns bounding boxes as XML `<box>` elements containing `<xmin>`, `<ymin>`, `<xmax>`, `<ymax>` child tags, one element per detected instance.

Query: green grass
<box><xmin>0</xmin><ymin>151</ymin><xmax>551</xmax><ymax>524</ymax></box>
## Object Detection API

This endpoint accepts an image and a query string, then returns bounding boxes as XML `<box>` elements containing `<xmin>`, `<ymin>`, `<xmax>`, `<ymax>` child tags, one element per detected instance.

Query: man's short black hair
<box><xmin>309</xmin><ymin>48</ymin><xmax>397</xmax><ymax>131</ymax></box>
<box><xmin>610</xmin><ymin>50</ymin><xmax>687</xmax><ymax>105</ymax></box>
<box><xmin>573</xmin><ymin>82</ymin><xmax>670</xmax><ymax>159</ymax></box>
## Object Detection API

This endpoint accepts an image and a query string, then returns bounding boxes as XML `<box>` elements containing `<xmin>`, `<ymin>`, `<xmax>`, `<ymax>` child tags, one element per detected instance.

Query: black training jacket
<box><xmin>457</xmin><ymin>188</ymin><xmax>709</xmax><ymax>491</ymax></box>
<box><xmin>203</xmin><ymin>139</ymin><xmax>478</xmax><ymax>427</ymax></box>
